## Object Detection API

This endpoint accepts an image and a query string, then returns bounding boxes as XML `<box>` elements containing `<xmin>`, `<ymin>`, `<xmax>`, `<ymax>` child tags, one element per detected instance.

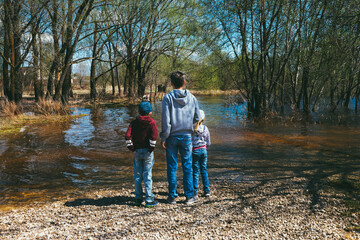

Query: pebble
<box><xmin>0</xmin><ymin>179</ymin><xmax>359</xmax><ymax>239</ymax></box>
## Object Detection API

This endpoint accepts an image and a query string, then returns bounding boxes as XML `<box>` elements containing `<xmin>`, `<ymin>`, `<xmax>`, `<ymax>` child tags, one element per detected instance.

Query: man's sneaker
<box><xmin>167</xmin><ymin>196</ymin><xmax>177</xmax><ymax>204</ymax></box>
<box><xmin>145</xmin><ymin>200</ymin><xmax>158</xmax><ymax>208</ymax></box>
<box><xmin>204</xmin><ymin>192</ymin><xmax>210</xmax><ymax>197</ymax></box>
<box><xmin>194</xmin><ymin>194</ymin><xmax>199</xmax><ymax>201</ymax></box>
<box><xmin>134</xmin><ymin>198</ymin><xmax>144</xmax><ymax>206</ymax></box>
<box><xmin>185</xmin><ymin>196</ymin><xmax>199</xmax><ymax>205</ymax></box>
<box><xmin>194</xmin><ymin>193</ymin><xmax>199</xmax><ymax>201</ymax></box>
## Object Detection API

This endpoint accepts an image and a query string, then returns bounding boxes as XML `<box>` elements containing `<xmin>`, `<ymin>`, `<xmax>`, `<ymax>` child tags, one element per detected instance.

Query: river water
<box><xmin>0</xmin><ymin>96</ymin><xmax>359</xmax><ymax>210</ymax></box>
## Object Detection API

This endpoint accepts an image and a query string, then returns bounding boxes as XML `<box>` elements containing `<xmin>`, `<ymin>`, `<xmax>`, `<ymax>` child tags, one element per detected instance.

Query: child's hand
<box><xmin>161</xmin><ymin>141</ymin><xmax>166</xmax><ymax>149</ymax></box>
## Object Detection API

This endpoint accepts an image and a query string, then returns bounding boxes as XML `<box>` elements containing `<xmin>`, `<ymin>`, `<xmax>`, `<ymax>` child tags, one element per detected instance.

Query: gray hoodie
<box><xmin>160</xmin><ymin>89</ymin><xmax>200</xmax><ymax>141</ymax></box>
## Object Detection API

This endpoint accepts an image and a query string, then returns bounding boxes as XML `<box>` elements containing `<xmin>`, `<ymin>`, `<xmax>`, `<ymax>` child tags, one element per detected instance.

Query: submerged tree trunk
<box><xmin>90</xmin><ymin>58</ymin><xmax>97</xmax><ymax>101</ymax></box>
<box><xmin>344</xmin><ymin>65</ymin><xmax>355</xmax><ymax>109</ymax></box>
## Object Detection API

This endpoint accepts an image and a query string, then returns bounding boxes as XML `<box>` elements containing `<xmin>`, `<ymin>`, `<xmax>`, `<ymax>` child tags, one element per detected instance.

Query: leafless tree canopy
<box><xmin>1</xmin><ymin>0</ymin><xmax>359</xmax><ymax>116</ymax></box>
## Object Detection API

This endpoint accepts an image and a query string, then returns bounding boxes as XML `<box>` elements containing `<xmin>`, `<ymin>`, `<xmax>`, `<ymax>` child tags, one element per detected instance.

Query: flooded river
<box><xmin>0</xmin><ymin>96</ymin><xmax>359</xmax><ymax>210</ymax></box>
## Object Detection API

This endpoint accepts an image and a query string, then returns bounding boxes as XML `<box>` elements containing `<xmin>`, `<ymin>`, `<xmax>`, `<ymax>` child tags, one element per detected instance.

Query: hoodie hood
<box><xmin>160</xmin><ymin>89</ymin><xmax>201</xmax><ymax>141</ymax></box>
<box><xmin>172</xmin><ymin>89</ymin><xmax>190</xmax><ymax>106</ymax></box>
<box><xmin>136</xmin><ymin>115</ymin><xmax>151</xmax><ymax>127</ymax></box>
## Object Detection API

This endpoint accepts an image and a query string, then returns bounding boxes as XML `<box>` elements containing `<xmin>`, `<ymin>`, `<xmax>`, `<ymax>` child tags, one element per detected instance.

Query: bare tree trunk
<box><xmin>301</xmin><ymin>66</ymin><xmax>311</xmax><ymax>114</ymax></box>
<box><xmin>4</xmin><ymin>0</ymin><xmax>23</xmax><ymax>102</ymax></box>
<box><xmin>137</xmin><ymin>56</ymin><xmax>146</xmax><ymax>97</ymax></box>
<box><xmin>124</xmin><ymin>67</ymin><xmax>128</xmax><ymax>96</ymax></box>
<box><xmin>344</xmin><ymin>65</ymin><xmax>354</xmax><ymax>109</ymax></box>
<box><xmin>108</xmin><ymin>44</ymin><xmax>115</xmax><ymax>95</ymax></box>
<box><xmin>115</xmin><ymin>64</ymin><xmax>121</xmax><ymax>96</ymax></box>
<box><xmin>60</xmin><ymin>0</ymin><xmax>94</xmax><ymax>104</ymax></box>
<box><xmin>2</xmin><ymin>31</ymin><xmax>10</xmax><ymax>99</ymax></box>
<box><xmin>113</xmin><ymin>44</ymin><xmax>122</xmax><ymax>96</ymax></box>
<box><xmin>90</xmin><ymin>57</ymin><xmax>97</xmax><ymax>100</ymax></box>
<box><xmin>47</xmin><ymin>0</ymin><xmax>61</xmax><ymax>99</ymax></box>
<box><xmin>356</xmin><ymin>73</ymin><xmax>360</xmax><ymax>112</ymax></box>
<box><xmin>90</xmin><ymin>22</ymin><xmax>98</xmax><ymax>101</ymax></box>
<box><xmin>60</xmin><ymin>0</ymin><xmax>74</xmax><ymax>104</ymax></box>
<box><xmin>31</xmin><ymin>7</ymin><xmax>41</xmax><ymax>102</ymax></box>
<box><xmin>38</xmin><ymin>32</ymin><xmax>44</xmax><ymax>99</ymax></box>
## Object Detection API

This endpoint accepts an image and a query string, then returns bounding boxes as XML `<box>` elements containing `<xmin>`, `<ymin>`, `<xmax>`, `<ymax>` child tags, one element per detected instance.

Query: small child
<box><xmin>125</xmin><ymin>101</ymin><xmax>158</xmax><ymax>207</ymax></box>
<box><xmin>192</xmin><ymin>109</ymin><xmax>211</xmax><ymax>197</ymax></box>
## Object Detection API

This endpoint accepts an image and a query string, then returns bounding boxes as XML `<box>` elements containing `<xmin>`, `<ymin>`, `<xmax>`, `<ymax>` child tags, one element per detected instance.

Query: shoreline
<box><xmin>0</xmin><ymin>90</ymin><xmax>235</xmax><ymax>136</ymax></box>
<box><xmin>1</xmin><ymin>177</ymin><xmax>359</xmax><ymax>239</ymax></box>
<box><xmin>1</xmin><ymin>91</ymin><xmax>359</xmax><ymax>239</ymax></box>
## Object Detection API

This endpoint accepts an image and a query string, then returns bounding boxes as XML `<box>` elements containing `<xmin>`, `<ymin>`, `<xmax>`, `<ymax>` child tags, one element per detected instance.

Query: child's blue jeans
<box><xmin>133</xmin><ymin>148</ymin><xmax>155</xmax><ymax>203</ymax></box>
<box><xmin>192</xmin><ymin>148</ymin><xmax>210</xmax><ymax>194</ymax></box>
<box><xmin>166</xmin><ymin>135</ymin><xmax>194</xmax><ymax>199</ymax></box>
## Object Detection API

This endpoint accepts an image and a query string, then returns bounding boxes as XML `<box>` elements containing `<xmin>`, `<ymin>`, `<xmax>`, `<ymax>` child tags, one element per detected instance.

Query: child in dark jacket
<box><xmin>192</xmin><ymin>110</ymin><xmax>211</xmax><ymax>197</ymax></box>
<box><xmin>125</xmin><ymin>101</ymin><xmax>158</xmax><ymax>207</ymax></box>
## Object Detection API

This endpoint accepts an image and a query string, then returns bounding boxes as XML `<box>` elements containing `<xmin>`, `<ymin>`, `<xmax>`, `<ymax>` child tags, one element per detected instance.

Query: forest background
<box><xmin>0</xmin><ymin>0</ymin><xmax>360</xmax><ymax>118</ymax></box>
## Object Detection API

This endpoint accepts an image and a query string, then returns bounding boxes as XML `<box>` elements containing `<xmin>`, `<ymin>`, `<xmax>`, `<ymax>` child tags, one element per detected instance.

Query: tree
<box><xmin>0</xmin><ymin>0</ymin><xmax>45</xmax><ymax>102</ymax></box>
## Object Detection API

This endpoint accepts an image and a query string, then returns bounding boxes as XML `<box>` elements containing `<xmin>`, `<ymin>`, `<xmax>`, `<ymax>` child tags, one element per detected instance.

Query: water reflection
<box><xmin>0</xmin><ymin>140</ymin><xmax>8</xmax><ymax>155</ymax></box>
<box><xmin>197</xmin><ymin>97</ymin><xmax>248</xmax><ymax>127</ymax></box>
<box><xmin>0</xmin><ymin>96</ymin><xmax>359</xmax><ymax>209</ymax></box>
<box><xmin>64</xmin><ymin>109</ymin><xmax>94</xmax><ymax>147</ymax></box>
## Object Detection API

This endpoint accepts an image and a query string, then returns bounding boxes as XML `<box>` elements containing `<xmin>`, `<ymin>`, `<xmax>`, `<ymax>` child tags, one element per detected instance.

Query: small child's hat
<box><xmin>139</xmin><ymin>101</ymin><xmax>152</xmax><ymax>115</ymax></box>
<box><xmin>199</xmin><ymin>110</ymin><xmax>205</xmax><ymax>121</ymax></box>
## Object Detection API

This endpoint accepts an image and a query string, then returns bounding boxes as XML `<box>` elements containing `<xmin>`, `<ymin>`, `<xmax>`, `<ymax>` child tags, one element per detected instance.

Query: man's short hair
<box><xmin>170</xmin><ymin>71</ymin><xmax>185</xmax><ymax>89</ymax></box>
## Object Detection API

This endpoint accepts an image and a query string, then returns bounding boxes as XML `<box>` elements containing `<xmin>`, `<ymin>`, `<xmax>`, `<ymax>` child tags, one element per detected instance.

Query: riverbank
<box><xmin>0</xmin><ymin>89</ymin><xmax>236</xmax><ymax>135</ymax></box>
<box><xmin>0</xmin><ymin>177</ymin><xmax>359</xmax><ymax>239</ymax></box>
<box><xmin>0</xmin><ymin>113</ymin><xmax>90</xmax><ymax>136</ymax></box>
<box><xmin>1</xmin><ymin>92</ymin><xmax>359</xmax><ymax>239</ymax></box>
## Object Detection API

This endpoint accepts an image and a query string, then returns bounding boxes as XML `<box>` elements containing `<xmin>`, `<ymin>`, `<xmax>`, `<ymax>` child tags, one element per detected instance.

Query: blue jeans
<box><xmin>133</xmin><ymin>149</ymin><xmax>155</xmax><ymax>202</ymax></box>
<box><xmin>166</xmin><ymin>135</ymin><xmax>194</xmax><ymax>198</ymax></box>
<box><xmin>192</xmin><ymin>148</ymin><xmax>210</xmax><ymax>194</ymax></box>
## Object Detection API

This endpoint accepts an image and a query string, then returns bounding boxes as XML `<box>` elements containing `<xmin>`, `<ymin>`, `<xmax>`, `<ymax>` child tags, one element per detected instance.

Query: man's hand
<box><xmin>161</xmin><ymin>141</ymin><xmax>166</xmax><ymax>149</ymax></box>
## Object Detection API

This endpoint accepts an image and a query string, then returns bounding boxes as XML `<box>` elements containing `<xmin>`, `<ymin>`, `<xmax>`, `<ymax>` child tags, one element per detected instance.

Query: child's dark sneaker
<box><xmin>185</xmin><ymin>196</ymin><xmax>199</xmax><ymax>205</ymax></box>
<box><xmin>167</xmin><ymin>196</ymin><xmax>177</xmax><ymax>204</ymax></box>
<box><xmin>134</xmin><ymin>198</ymin><xmax>144</xmax><ymax>206</ymax></box>
<box><xmin>204</xmin><ymin>192</ymin><xmax>210</xmax><ymax>197</ymax></box>
<box><xmin>145</xmin><ymin>200</ymin><xmax>158</xmax><ymax>208</ymax></box>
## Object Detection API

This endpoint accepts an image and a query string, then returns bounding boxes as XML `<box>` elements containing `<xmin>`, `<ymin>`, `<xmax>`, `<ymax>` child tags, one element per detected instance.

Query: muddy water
<box><xmin>0</xmin><ymin>96</ymin><xmax>359</xmax><ymax>209</ymax></box>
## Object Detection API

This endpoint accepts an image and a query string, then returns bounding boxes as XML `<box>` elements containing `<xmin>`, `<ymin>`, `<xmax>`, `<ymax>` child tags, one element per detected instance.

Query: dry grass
<box><xmin>33</xmin><ymin>99</ymin><xmax>71</xmax><ymax>116</ymax></box>
<box><xmin>190</xmin><ymin>89</ymin><xmax>240</xmax><ymax>96</ymax></box>
<box><xmin>0</xmin><ymin>99</ymin><xmax>23</xmax><ymax>118</ymax></box>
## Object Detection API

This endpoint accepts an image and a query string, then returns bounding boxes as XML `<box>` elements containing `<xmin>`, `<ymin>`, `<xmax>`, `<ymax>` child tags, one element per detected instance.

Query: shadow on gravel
<box><xmin>64</xmin><ymin>196</ymin><xmax>133</xmax><ymax>207</ymax></box>
<box><xmin>209</xmin><ymin>140</ymin><xmax>360</xmax><ymax>213</ymax></box>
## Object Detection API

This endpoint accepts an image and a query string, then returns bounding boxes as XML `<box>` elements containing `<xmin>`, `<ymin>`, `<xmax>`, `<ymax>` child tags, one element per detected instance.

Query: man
<box><xmin>160</xmin><ymin>70</ymin><xmax>200</xmax><ymax>204</ymax></box>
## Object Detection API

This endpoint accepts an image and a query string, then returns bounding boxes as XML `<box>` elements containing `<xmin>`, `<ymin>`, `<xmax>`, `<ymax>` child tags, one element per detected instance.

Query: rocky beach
<box><xmin>1</xmin><ymin>177</ymin><xmax>359</xmax><ymax>240</ymax></box>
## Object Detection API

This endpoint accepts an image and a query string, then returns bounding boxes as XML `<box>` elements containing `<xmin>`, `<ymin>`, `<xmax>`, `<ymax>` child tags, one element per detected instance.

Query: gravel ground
<box><xmin>0</xmin><ymin>178</ymin><xmax>359</xmax><ymax>240</ymax></box>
